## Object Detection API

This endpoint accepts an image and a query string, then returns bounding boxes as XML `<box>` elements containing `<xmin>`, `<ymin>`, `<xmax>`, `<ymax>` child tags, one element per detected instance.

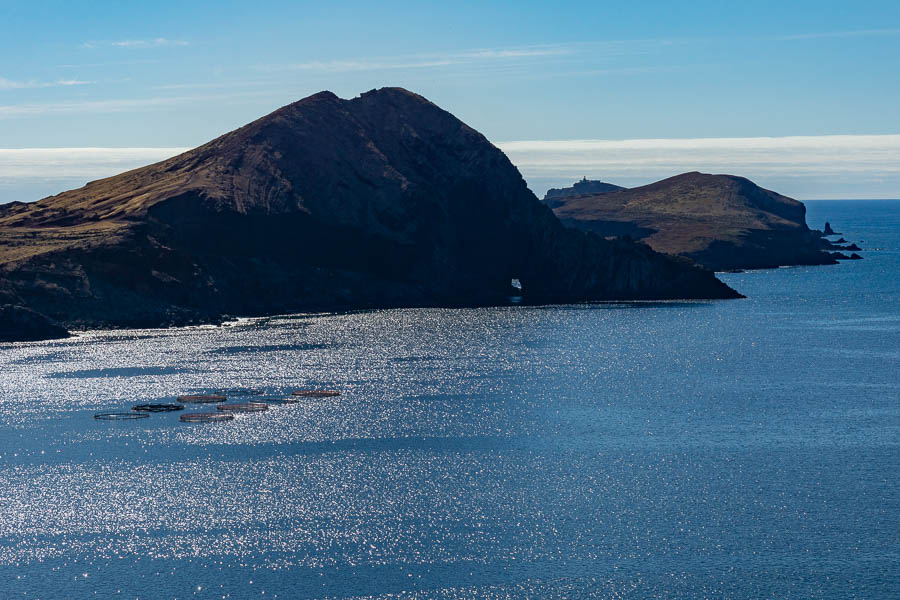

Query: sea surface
<box><xmin>1</xmin><ymin>200</ymin><xmax>898</xmax><ymax>599</ymax></box>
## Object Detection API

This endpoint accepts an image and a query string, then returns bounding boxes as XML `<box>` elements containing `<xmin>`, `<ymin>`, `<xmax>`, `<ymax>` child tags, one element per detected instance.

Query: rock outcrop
<box><xmin>0</xmin><ymin>89</ymin><xmax>739</xmax><ymax>341</ymax></box>
<box><xmin>551</xmin><ymin>172</ymin><xmax>850</xmax><ymax>271</ymax></box>
<box><xmin>543</xmin><ymin>178</ymin><xmax>626</xmax><ymax>209</ymax></box>
<box><xmin>0</xmin><ymin>305</ymin><xmax>70</xmax><ymax>342</ymax></box>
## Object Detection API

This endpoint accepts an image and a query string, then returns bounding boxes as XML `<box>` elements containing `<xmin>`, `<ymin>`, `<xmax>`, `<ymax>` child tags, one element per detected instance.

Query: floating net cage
<box><xmin>217</xmin><ymin>402</ymin><xmax>269</xmax><ymax>413</ymax></box>
<box><xmin>220</xmin><ymin>388</ymin><xmax>264</xmax><ymax>396</ymax></box>
<box><xmin>291</xmin><ymin>390</ymin><xmax>341</xmax><ymax>398</ymax></box>
<box><xmin>263</xmin><ymin>397</ymin><xmax>301</xmax><ymax>405</ymax></box>
<box><xmin>132</xmin><ymin>403</ymin><xmax>184</xmax><ymax>413</ymax></box>
<box><xmin>180</xmin><ymin>412</ymin><xmax>234</xmax><ymax>423</ymax></box>
<box><xmin>177</xmin><ymin>394</ymin><xmax>227</xmax><ymax>404</ymax></box>
<box><xmin>94</xmin><ymin>412</ymin><xmax>150</xmax><ymax>420</ymax></box>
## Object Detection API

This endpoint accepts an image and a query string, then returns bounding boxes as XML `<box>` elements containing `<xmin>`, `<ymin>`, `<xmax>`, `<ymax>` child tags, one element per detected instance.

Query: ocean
<box><xmin>0</xmin><ymin>200</ymin><xmax>897</xmax><ymax>599</ymax></box>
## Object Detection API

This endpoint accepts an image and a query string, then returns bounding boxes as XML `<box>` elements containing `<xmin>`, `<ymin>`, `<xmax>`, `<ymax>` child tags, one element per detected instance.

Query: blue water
<box><xmin>0</xmin><ymin>200</ymin><xmax>897</xmax><ymax>599</ymax></box>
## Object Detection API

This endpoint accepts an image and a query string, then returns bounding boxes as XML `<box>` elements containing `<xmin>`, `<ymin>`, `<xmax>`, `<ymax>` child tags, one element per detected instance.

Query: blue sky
<box><xmin>1</xmin><ymin>0</ymin><xmax>899</xmax><ymax>201</ymax></box>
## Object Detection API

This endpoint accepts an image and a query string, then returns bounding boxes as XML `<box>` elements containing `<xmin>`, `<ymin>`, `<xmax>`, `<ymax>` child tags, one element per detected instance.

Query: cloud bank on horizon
<box><xmin>498</xmin><ymin>134</ymin><xmax>900</xmax><ymax>198</ymax></box>
<box><xmin>1</xmin><ymin>135</ymin><xmax>897</xmax><ymax>204</ymax></box>
<box><xmin>0</xmin><ymin>148</ymin><xmax>188</xmax><ymax>205</ymax></box>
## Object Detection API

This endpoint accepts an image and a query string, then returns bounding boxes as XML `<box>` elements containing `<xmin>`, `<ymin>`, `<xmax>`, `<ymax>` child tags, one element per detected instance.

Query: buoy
<box><xmin>177</xmin><ymin>394</ymin><xmax>227</xmax><ymax>403</ymax></box>
<box><xmin>290</xmin><ymin>390</ymin><xmax>340</xmax><ymax>397</ymax></box>
<box><xmin>180</xmin><ymin>412</ymin><xmax>234</xmax><ymax>423</ymax></box>
<box><xmin>216</xmin><ymin>402</ymin><xmax>268</xmax><ymax>413</ymax></box>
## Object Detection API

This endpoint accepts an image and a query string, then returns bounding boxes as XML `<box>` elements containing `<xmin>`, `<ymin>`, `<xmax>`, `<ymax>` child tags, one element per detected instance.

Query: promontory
<box><xmin>0</xmin><ymin>88</ymin><xmax>739</xmax><ymax>341</ymax></box>
<box><xmin>549</xmin><ymin>172</ymin><xmax>855</xmax><ymax>271</ymax></box>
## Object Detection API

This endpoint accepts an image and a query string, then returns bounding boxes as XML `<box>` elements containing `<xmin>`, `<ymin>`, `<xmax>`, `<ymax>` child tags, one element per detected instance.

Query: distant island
<box><xmin>0</xmin><ymin>88</ymin><xmax>738</xmax><ymax>342</ymax></box>
<box><xmin>546</xmin><ymin>173</ymin><xmax>863</xmax><ymax>271</ymax></box>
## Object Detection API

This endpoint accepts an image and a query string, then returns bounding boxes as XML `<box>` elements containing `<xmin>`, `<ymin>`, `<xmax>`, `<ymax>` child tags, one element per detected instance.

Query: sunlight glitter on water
<box><xmin>1</xmin><ymin>202</ymin><xmax>899</xmax><ymax>598</ymax></box>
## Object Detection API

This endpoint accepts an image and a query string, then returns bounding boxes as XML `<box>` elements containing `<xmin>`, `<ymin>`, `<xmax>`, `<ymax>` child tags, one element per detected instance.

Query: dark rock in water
<box><xmin>848</xmin><ymin>253</ymin><xmax>863</xmax><ymax>260</ymax></box>
<box><xmin>0</xmin><ymin>305</ymin><xmax>70</xmax><ymax>342</ymax></box>
<box><xmin>543</xmin><ymin>178</ymin><xmax>627</xmax><ymax>209</ymax></box>
<box><xmin>552</xmin><ymin>172</ymin><xmax>839</xmax><ymax>271</ymax></box>
<box><xmin>0</xmin><ymin>88</ymin><xmax>739</xmax><ymax>332</ymax></box>
<box><xmin>824</xmin><ymin>222</ymin><xmax>837</xmax><ymax>235</ymax></box>
<box><xmin>822</xmin><ymin>236</ymin><xmax>865</xmax><ymax>253</ymax></box>
<box><xmin>831</xmin><ymin>252</ymin><xmax>851</xmax><ymax>260</ymax></box>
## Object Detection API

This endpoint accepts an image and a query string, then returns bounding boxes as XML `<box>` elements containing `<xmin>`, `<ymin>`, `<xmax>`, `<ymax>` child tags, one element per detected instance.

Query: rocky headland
<box><xmin>0</xmin><ymin>88</ymin><xmax>739</xmax><ymax>342</ymax></box>
<box><xmin>549</xmin><ymin>172</ymin><xmax>862</xmax><ymax>272</ymax></box>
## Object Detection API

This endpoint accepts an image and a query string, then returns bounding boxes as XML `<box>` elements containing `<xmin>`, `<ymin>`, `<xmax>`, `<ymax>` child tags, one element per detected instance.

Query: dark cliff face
<box><xmin>553</xmin><ymin>172</ymin><xmax>839</xmax><ymax>271</ymax></box>
<box><xmin>0</xmin><ymin>305</ymin><xmax>70</xmax><ymax>342</ymax></box>
<box><xmin>0</xmin><ymin>89</ymin><xmax>739</xmax><ymax>337</ymax></box>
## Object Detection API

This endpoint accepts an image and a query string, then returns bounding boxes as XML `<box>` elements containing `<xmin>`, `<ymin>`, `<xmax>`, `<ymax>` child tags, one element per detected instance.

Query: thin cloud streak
<box><xmin>0</xmin><ymin>77</ymin><xmax>93</xmax><ymax>90</ymax></box>
<box><xmin>458</xmin><ymin>48</ymin><xmax>572</xmax><ymax>58</ymax></box>
<box><xmin>57</xmin><ymin>59</ymin><xmax>161</xmax><ymax>69</ymax></box>
<box><xmin>259</xmin><ymin>44</ymin><xmax>573</xmax><ymax>73</ymax></box>
<box><xmin>82</xmin><ymin>38</ymin><xmax>189</xmax><ymax>49</ymax></box>
<box><xmin>0</xmin><ymin>90</ymin><xmax>276</xmax><ymax>118</ymax></box>
<box><xmin>269</xmin><ymin>59</ymin><xmax>458</xmax><ymax>72</ymax></box>
<box><xmin>251</xmin><ymin>27</ymin><xmax>898</xmax><ymax>77</ymax></box>
<box><xmin>0</xmin><ymin>96</ymin><xmax>190</xmax><ymax>117</ymax></box>
<box><xmin>774</xmin><ymin>28</ymin><xmax>900</xmax><ymax>41</ymax></box>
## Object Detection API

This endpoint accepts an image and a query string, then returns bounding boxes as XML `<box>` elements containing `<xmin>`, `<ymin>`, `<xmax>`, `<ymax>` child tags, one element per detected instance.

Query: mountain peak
<box><xmin>359</xmin><ymin>86</ymin><xmax>425</xmax><ymax>100</ymax></box>
<box><xmin>0</xmin><ymin>90</ymin><xmax>738</xmax><ymax>339</ymax></box>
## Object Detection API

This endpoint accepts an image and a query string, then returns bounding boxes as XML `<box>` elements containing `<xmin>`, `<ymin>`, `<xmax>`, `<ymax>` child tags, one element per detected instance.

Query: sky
<box><xmin>1</xmin><ymin>0</ymin><xmax>899</xmax><ymax>202</ymax></box>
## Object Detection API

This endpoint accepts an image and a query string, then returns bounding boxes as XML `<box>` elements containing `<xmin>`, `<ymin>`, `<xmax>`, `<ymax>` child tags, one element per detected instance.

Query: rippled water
<box><xmin>1</xmin><ymin>201</ymin><xmax>898</xmax><ymax>599</ymax></box>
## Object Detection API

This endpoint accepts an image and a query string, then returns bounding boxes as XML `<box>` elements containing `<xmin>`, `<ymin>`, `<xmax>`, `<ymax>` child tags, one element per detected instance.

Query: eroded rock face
<box><xmin>0</xmin><ymin>88</ymin><xmax>739</xmax><ymax>338</ymax></box>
